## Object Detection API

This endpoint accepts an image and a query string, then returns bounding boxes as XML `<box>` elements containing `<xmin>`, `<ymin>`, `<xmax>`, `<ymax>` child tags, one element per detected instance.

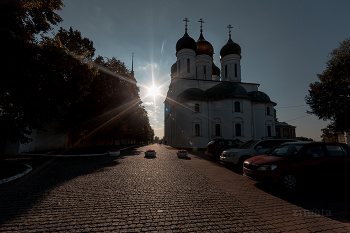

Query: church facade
<box><xmin>164</xmin><ymin>20</ymin><xmax>277</xmax><ymax>149</ymax></box>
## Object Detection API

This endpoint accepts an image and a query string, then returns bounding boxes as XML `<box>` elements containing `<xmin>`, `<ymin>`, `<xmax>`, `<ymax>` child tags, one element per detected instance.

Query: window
<box><xmin>204</xmin><ymin>66</ymin><xmax>206</xmax><ymax>79</ymax></box>
<box><xmin>178</xmin><ymin>61</ymin><xmax>180</xmax><ymax>72</ymax></box>
<box><xmin>234</xmin><ymin>101</ymin><xmax>240</xmax><ymax>112</ymax></box>
<box><xmin>195</xmin><ymin>124</ymin><xmax>200</xmax><ymax>136</ymax></box>
<box><xmin>267</xmin><ymin>106</ymin><xmax>271</xmax><ymax>115</ymax></box>
<box><xmin>326</xmin><ymin>145</ymin><xmax>348</xmax><ymax>156</ymax></box>
<box><xmin>267</xmin><ymin>126</ymin><xmax>272</xmax><ymax>137</ymax></box>
<box><xmin>215</xmin><ymin>124</ymin><xmax>221</xmax><ymax>136</ymax></box>
<box><xmin>256</xmin><ymin>140</ymin><xmax>273</xmax><ymax>149</ymax></box>
<box><xmin>187</xmin><ymin>59</ymin><xmax>190</xmax><ymax>73</ymax></box>
<box><xmin>235</xmin><ymin>124</ymin><xmax>242</xmax><ymax>136</ymax></box>
<box><xmin>305</xmin><ymin>146</ymin><xmax>325</xmax><ymax>158</ymax></box>
<box><xmin>234</xmin><ymin>63</ymin><xmax>237</xmax><ymax>77</ymax></box>
<box><xmin>194</xmin><ymin>104</ymin><xmax>199</xmax><ymax>113</ymax></box>
<box><xmin>225</xmin><ymin>65</ymin><xmax>227</xmax><ymax>78</ymax></box>
<box><xmin>196</xmin><ymin>66</ymin><xmax>197</xmax><ymax>79</ymax></box>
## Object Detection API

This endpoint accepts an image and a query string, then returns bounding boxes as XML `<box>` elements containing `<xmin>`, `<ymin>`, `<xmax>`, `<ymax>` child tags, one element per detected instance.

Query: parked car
<box><xmin>243</xmin><ymin>142</ymin><xmax>350</xmax><ymax>190</ymax></box>
<box><xmin>220</xmin><ymin>138</ymin><xmax>300</xmax><ymax>167</ymax></box>
<box><xmin>206</xmin><ymin>139</ymin><xmax>243</xmax><ymax>160</ymax></box>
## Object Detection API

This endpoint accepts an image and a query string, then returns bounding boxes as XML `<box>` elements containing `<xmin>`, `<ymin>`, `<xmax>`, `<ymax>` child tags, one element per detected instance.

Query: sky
<box><xmin>52</xmin><ymin>0</ymin><xmax>350</xmax><ymax>141</ymax></box>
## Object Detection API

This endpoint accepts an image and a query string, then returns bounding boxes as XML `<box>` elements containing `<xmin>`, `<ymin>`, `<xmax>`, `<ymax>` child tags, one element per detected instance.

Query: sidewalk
<box><xmin>0</xmin><ymin>144</ymin><xmax>141</xmax><ymax>183</ymax></box>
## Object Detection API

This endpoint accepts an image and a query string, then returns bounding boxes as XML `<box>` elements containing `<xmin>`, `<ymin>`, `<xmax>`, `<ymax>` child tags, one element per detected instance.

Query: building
<box><xmin>164</xmin><ymin>20</ymin><xmax>277</xmax><ymax>149</ymax></box>
<box><xmin>274</xmin><ymin>109</ymin><xmax>296</xmax><ymax>139</ymax></box>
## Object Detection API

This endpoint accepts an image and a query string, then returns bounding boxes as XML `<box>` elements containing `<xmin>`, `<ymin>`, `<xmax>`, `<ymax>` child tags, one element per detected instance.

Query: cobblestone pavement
<box><xmin>0</xmin><ymin>144</ymin><xmax>349</xmax><ymax>232</ymax></box>
<box><xmin>183</xmin><ymin>150</ymin><xmax>350</xmax><ymax>233</ymax></box>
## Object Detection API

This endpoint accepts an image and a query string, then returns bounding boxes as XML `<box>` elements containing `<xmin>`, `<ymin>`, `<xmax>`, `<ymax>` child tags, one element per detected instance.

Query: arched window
<box><xmin>234</xmin><ymin>101</ymin><xmax>240</xmax><ymax>112</ymax></box>
<box><xmin>225</xmin><ymin>65</ymin><xmax>227</xmax><ymax>78</ymax></box>
<box><xmin>178</xmin><ymin>61</ymin><xmax>180</xmax><ymax>72</ymax></box>
<box><xmin>204</xmin><ymin>66</ymin><xmax>206</xmax><ymax>79</ymax></box>
<box><xmin>267</xmin><ymin>106</ymin><xmax>271</xmax><ymax>116</ymax></box>
<box><xmin>194</xmin><ymin>104</ymin><xmax>199</xmax><ymax>113</ymax></box>
<box><xmin>267</xmin><ymin>126</ymin><xmax>272</xmax><ymax>137</ymax></box>
<box><xmin>234</xmin><ymin>63</ymin><xmax>237</xmax><ymax>77</ymax></box>
<box><xmin>215</xmin><ymin>124</ymin><xmax>221</xmax><ymax>136</ymax></box>
<box><xmin>196</xmin><ymin>66</ymin><xmax>197</xmax><ymax>79</ymax></box>
<box><xmin>235</xmin><ymin>124</ymin><xmax>242</xmax><ymax>136</ymax></box>
<box><xmin>195</xmin><ymin>124</ymin><xmax>200</xmax><ymax>136</ymax></box>
<box><xmin>187</xmin><ymin>59</ymin><xmax>190</xmax><ymax>73</ymax></box>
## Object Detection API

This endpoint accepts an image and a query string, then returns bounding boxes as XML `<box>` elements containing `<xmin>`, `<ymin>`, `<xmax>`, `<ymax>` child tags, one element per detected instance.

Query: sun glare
<box><xmin>148</xmin><ymin>85</ymin><xmax>160</xmax><ymax>98</ymax></box>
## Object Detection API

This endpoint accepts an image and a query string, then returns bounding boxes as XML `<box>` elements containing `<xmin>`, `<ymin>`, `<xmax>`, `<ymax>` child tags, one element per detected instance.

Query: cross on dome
<box><xmin>198</xmin><ymin>18</ymin><xmax>204</xmax><ymax>33</ymax></box>
<box><xmin>183</xmin><ymin>18</ymin><xmax>189</xmax><ymax>32</ymax></box>
<box><xmin>227</xmin><ymin>24</ymin><xmax>233</xmax><ymax>39</ymax></box>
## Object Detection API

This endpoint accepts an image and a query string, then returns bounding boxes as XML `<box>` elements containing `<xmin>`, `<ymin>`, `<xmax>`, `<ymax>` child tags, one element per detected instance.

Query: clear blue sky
<box><xmin>53</xmin><ymin>0</ymin><xmax>350</xmax><ymax>140</ymax></box>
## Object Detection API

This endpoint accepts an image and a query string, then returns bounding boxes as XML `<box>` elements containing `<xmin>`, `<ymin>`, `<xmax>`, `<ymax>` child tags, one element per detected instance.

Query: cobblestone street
<box><xmin>0</xmin><ymin>144</ymin><xmax>349</xmax><ymax>232</ymax></box>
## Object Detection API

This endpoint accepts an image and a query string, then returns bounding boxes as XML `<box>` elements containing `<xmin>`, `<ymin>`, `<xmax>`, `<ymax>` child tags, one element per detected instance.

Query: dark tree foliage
<box><xmin>296</xmin><ymin>136</ymin><xmax>314</xmax><ymax>142</ymax></box>
<box><xmin>0</xmin><ymin>0</ymin><xmax>64</xmax><ymax>147</ymax></box>
<box><xmin>0</xmin><ymin>0</ymin><xmax>154</xmax><ymax>151</ymax></box>
<box><xmin>320</xmin><ymin>126</ymin><xmax>338</xmax><ymax>143</ymax></box>
<box><xmin>74</xmin><ymin>56</ymin><xmax>154</xmax><ymax>145</ymax></box>
<box><xmin>306</xmin><ymin>38</ymin><xmax>350</xmax><ymax>132</ymax></box>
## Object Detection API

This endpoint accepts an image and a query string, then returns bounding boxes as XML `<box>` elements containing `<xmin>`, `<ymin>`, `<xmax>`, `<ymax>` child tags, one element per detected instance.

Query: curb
<box><xmin>19</xmin><ymin>145</ymin><xmax>142</xmax><ymax>157</ymax></box>
<box><xmin>0</xmin><ymin>145</ymin><xmax>142</xmax><ymax>184</ymax></box>
<box><xmin>0</xmin><ymin>164</ymin><xmax>32</xmax><ymax>184</ymax></box>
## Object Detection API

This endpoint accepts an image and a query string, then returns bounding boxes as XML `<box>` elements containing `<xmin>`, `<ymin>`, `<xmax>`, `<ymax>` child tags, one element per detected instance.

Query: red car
<box><xmin>243</xmin><ymin>142</ymin><xmax>350</xmax><ymax>190</ymax></box>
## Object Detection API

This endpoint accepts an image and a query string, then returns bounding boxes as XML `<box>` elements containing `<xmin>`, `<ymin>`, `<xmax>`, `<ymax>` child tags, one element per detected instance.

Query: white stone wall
<box><xmin>221</xmin><ymin>54</ymin><xmax>241</xmax><ymax>82</ymax></box>
<box><xmin>176</xmin><ymin>49</ymin><xmax>196</xmax><ymax>79</ymax></box>
<box><xmin>195</xmin><ymin>54</ymin><xmax>212</xmax><ymax>81</ymax></box>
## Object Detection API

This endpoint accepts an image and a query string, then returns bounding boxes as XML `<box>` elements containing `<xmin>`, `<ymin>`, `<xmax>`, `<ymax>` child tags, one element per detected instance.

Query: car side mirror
<box><xmin>256</xmin><ymin>146</ymin><xmax>262</xmax><ymax>151</ymax></box>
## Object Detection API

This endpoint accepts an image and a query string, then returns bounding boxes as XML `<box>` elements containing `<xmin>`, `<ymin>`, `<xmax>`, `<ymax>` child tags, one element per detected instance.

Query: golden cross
<box><xmin>198</xmin><ymin>18</ymin><xmax>204</xmax><ymax>32</ymax></box>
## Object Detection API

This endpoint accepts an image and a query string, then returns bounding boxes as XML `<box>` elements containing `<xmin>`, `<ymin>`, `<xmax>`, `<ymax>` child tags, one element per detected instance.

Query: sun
<box><xmin>148</xmin><ymin>85</ymin><xmax>160</xmax><ymax>98</ymax></box>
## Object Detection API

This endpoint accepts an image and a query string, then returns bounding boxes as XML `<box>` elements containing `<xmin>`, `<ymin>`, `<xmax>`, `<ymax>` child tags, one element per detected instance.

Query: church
<box><xmin>164</xmin><ymin>19</ymin><xmax>277</xmax><ymax>149</ymax></box>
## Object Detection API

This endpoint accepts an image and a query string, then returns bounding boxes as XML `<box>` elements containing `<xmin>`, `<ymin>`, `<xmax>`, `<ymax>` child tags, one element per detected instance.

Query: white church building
<box><xmin>164</xmin><ymin>20</ymin><xmax>277</xmax><ymax>149</ymax></box>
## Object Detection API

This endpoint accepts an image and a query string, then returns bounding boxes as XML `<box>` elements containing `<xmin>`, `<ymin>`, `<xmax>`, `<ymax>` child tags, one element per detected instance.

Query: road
<box><xmin>0</xmin><ymin>144</ymin><xmax>349</xmax><ymax>232</ymax></box>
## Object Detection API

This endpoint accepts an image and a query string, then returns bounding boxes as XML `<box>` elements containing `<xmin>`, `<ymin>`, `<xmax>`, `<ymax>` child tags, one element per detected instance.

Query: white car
<box><xmin>220</xmin><ymin>139</ymin><xmax>300</xmax><ymax>167</ymax></box>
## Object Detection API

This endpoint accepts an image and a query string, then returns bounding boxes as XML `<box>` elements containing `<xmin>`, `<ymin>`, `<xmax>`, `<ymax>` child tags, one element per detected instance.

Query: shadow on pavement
<box><xmin>254</xmin><ymin>175</ymin><xmax>350</xmax><ymax>224</ymax></box>
<box><xmin>183</xmin><ymin>147</ymin><xmax>350</xmax><ymax>224</ymax></box>
<box><xmin>0</xmin><ymin>154</ymin><xmax>124</xmax><ymax>225</ymax></box>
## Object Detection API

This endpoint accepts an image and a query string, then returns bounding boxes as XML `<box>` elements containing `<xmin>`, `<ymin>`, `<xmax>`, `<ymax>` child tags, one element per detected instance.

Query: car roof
<box><xmin>281</xmin><ymin>141</ymin><xmax>347</xmax><ymax>145</ymax></box>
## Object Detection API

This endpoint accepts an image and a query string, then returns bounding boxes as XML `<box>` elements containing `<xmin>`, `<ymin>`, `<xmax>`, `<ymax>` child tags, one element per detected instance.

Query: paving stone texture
<box><xmin>0</xmin><ymin>144</ymin><xmax>349</xmax><ymax>232</ymax></box>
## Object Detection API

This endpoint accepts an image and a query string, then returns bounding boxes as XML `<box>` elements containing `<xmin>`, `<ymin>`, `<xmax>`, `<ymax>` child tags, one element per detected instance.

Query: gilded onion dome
<box><xmin>176</xmin><ymin>32</ymin><xmax>197</xmax><ymax>54</ymax></box>
<box><xmin>212</xmin><ymin>62</ymin><xmax>220</xmax><ymax>76</ymax></box>
<box><xmin>196</xmin><ymin>32</ymin><xmax>214</xmax><ymax>57</ymax></box>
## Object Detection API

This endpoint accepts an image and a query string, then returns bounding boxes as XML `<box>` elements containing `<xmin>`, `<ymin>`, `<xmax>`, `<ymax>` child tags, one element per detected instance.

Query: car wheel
<box><xmin>281</xmin><ymin>173</ymin><xmax>297</xmax><ymax>190</ymax></box>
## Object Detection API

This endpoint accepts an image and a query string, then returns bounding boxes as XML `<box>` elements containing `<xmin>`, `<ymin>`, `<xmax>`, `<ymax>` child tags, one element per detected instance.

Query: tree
<box><xmin>305</xmin><ymin>38</ymin><xmax>350</xmax><ymax>133</ymax></box>
<box><xmin>0</xmin><ymin>0</ymin><xmax>64</xmax><ymax>152</ymax></box>
<box><xmin>296</xmin><ymin>136</ymin><xmax>314</xmax><ymax>141</ymax></box>
<box><xmin>320</xmin><ymin>126</ymin><xmax>338</xmax><ymax>143</ymax></box>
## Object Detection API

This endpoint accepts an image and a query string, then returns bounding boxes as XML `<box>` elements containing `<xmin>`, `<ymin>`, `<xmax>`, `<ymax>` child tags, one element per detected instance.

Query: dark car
<box><xmin>243</xmin><ymin>142</ymin><xmax>350</xmax><ymax>190</ymax></box>
<box><xmin>206</xmin><ymin>139</ymin><xmax>243</xmax><ymax>160</ymax></box>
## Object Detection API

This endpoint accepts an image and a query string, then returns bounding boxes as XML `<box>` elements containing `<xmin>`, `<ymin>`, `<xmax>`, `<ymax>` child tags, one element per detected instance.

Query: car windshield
<box><xmin>238</xmin><ymin>140</ymin><xmax>257</xmax><ymax>149</ymax></box>
<box><xmin>268</xmin><ymin>144</ymin><xmax>304</xmax><ymax>157</ymax></box>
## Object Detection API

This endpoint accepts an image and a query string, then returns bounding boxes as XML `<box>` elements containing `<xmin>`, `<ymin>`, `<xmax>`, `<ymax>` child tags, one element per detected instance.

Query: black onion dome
<box><xmin>176</xmin><ymin>88</ymin><xmax>207</xmax><ymax>102</ymax></box>
<box><xmin>212</xmin><ymin>63</ymin><xmax>220</xmax><ymax>76</ymax></box>
<box><xmin>205</xmin><ymin>82</ymin><xmax>248</xmax><ymax>100</ymax></box>
<box><xmin>248</xmin><ymin>91</ymin><xmax>273</xmax><ymax>103</ymax></box>
<box><xmin>171</xmin><ymin>62</ymin><xmax>177</xmax><ymax>73</ymax></box>
<box><xmin>196</xmin><ymin>33</ymin><xmax>214</xmax><ymax>57</ymax></box>
<box><xmin>220</xmin><ymin>38</ymin><xmax>241</xmax><ymax>58</ymax></box>
<box><xmin>176</xmin><ymin>32</ymin><xmax>197</xmax><ymax>53</ymax></box>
